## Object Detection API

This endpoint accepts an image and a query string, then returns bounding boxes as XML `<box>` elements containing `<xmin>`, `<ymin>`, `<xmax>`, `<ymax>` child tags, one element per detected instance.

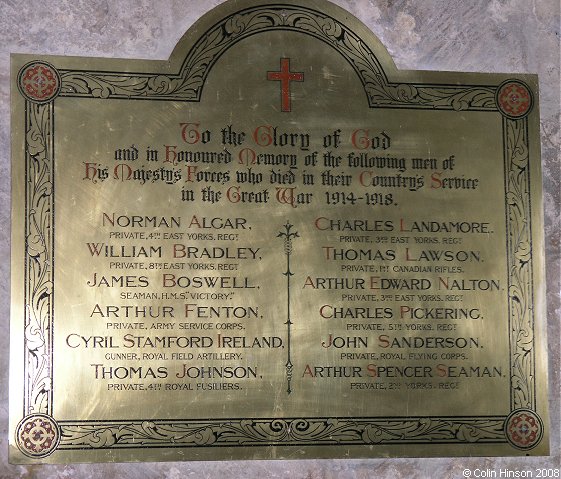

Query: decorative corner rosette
<box><xmin>16</xmin><ymin>414</ymin><xmax>60</xmax><ymax>458</ymax></box>
<box><xmin>18</xmin><ymin>61</ymin><xmax>61</xmax><ymax>104</ymax></box>
<box><xmin>504</xmin><ymin>409</ymin><xmax>544</xmax><ymax>450</ymax></box>
<box><xmin>496</xmin><ymin>80</ymin><xmax>533</xmax><ymax>119</ymax></box>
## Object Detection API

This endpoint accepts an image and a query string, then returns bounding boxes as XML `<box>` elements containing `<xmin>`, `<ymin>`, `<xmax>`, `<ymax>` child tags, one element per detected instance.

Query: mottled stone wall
<box><xmin>1</xmin><ymin>0</ymin><xmax>559</xmax><ymax>477</ymax></box>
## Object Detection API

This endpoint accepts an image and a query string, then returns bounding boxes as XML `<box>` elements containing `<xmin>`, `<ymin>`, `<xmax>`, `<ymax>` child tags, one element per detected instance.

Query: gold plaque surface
<box><xmin>10</xmin><ymin>0</ymin><xmax>548</xmax><ymax>463</ymax></box>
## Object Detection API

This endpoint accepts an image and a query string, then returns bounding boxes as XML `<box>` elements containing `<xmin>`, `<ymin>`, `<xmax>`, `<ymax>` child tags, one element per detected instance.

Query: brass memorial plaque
<box><xmin>10</xmin><ymin>0</ymin><xmax>549</xmax><ymax>463</ymax></box>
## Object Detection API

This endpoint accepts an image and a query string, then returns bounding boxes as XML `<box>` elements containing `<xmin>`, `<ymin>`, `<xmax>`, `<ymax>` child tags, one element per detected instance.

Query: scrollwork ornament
<box><xmin>59</xmin><ymin>417</ymin><xmax>504</xmax><ymax>449</ymax></box>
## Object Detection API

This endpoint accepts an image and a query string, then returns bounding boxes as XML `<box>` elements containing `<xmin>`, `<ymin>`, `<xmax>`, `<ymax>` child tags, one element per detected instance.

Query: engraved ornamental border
<box><xmin>16</xmin><ymin>3</ymin><xmax>539</xmax><ymax>456</ymax></box>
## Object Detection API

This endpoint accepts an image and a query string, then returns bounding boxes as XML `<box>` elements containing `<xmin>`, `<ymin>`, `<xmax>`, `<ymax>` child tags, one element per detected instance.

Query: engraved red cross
<box><xmin>267</xmin><ymin>58</ymin><xmax>304</xmax><ymax>112</ymax></box>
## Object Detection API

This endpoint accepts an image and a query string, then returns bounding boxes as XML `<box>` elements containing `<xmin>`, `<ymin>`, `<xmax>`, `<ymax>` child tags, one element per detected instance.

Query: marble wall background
<box><xmin>1</xmin><ymin>0</ymin><xmax>559</xmax><ymax>477</ymax></box>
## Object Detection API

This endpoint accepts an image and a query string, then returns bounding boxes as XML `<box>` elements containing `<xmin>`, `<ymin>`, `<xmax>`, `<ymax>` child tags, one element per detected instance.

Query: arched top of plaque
<box><xmin>52</xmin><ymin>0</ymin><xmax>507</xmax><ymax>114</ymax></box>
<box><xmin>167</xmin><ymin>0</ymin><xmax>400</xmax><ymax>105</ymax></box>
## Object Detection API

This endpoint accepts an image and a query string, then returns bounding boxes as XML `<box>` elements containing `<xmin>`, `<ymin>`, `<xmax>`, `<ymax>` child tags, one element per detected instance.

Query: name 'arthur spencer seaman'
<box><xmin>301</xmin><ymin>364</ymin><xmax>503</xmax><ymax>378</ymax></box>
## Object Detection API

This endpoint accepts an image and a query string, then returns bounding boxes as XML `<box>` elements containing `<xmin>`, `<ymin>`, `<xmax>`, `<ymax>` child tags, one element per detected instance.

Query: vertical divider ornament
<box><xmin>277</xmin><ymin>222</ymin><xmax>299</xmax><ymax>394</ymax></box>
